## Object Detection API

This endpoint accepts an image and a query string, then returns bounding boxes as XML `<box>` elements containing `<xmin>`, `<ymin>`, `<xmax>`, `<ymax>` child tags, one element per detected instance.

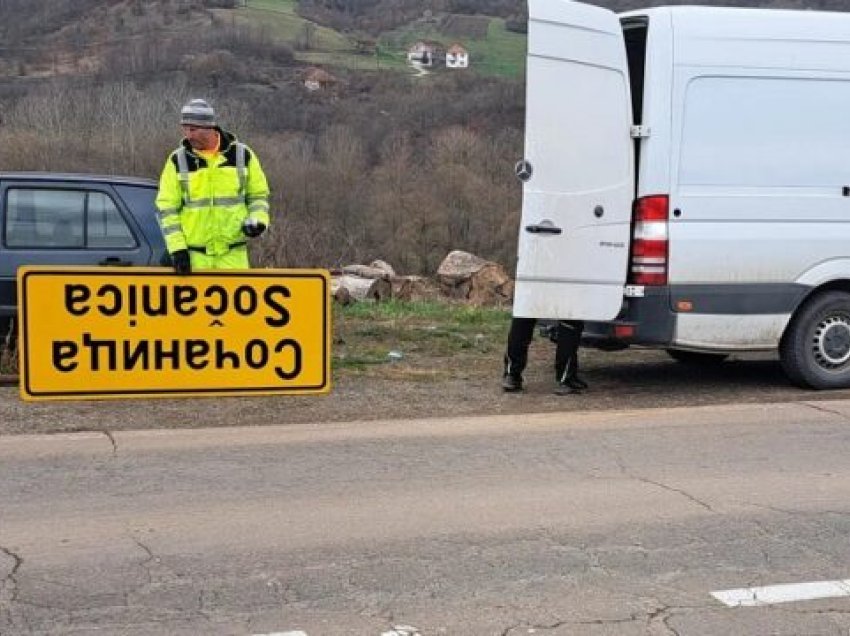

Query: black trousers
<box><xmin>503</xmin><ymin>317</ymin><xmax>584</xmax><ymax>382</ymax></box>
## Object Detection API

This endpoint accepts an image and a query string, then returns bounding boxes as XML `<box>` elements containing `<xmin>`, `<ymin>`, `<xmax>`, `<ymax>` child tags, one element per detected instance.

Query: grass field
<box><xmin>243</xmin><ymin>0</ymin><xmax>350</xmax><ymax>52</ymax></box>
<box><xmin>380</xmin><ymin>16</ymin><xmax>526</xmax><ymax>78</ymax></box>
<box><xmin>333</xmin><ymin>300</ymin><xmax>509</xmax><ymax>378</ymax></box>
<box><xmin>463</xmin><ymin>18</ymin><xmax>527</xmax><ymax>78</ymax></box>
<box><xmin>240</xmin><ymin>0</ymin><xmax>411</xmax><ymax>72</ymax></box>
<box><xmin>239</xmin><ymin>0</ymin><xmax>525</xmax><ymax>78</ymax></box>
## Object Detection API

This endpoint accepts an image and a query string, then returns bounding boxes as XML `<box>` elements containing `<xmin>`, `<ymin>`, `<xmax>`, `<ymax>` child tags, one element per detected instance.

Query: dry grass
<box><xmin>0</xmin><ymin>338</ymin><xmax>17</xmax><ymax>376</ymax></box>
<box><xmin>333</xmin><ymin>300</ymin><xmax>509</xmax><ymax>381</ymax></box>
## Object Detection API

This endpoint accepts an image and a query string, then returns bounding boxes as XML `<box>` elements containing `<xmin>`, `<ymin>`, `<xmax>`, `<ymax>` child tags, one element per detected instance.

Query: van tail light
<box><xmin>629</xmin><ymin>195</ymin><xmax>669</xmax><ymax>286</ymax></box>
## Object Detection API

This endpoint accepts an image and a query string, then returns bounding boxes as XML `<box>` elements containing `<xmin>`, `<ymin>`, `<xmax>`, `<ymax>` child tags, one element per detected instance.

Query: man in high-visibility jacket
<box><xmin>156</xmin><ymin>98</ymin><xmax>270</xmax><ymax>274</ymax></box>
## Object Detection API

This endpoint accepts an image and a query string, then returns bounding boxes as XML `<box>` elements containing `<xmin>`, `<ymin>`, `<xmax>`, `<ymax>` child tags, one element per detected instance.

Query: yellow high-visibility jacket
<box><xmin>155</xmin><ymin>129</ymin><xmax>270</xmax><ymax>258</ymax></box>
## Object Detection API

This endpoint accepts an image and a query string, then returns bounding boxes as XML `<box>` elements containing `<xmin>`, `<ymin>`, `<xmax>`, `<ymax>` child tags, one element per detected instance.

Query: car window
<box><xmin>4</xmin><ymin>188</ymin><xmax>137</xmax><ymax>249</ymax></box>
<box><xmin>87</xmin><ymin>192</ymin><xmax>136</xmax><ymax>248</ymax></box>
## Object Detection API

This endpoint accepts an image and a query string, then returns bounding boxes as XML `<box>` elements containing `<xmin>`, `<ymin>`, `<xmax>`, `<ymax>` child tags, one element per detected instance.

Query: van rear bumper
<box><xmin>582</xmin><ymin>282</ymin><xmax>810</xmax><ymax>349</ymax></box>
<box><xmin>583</xmin><ymin>287</ymin><xmax>674</xmax><ymax>350</ymax></box>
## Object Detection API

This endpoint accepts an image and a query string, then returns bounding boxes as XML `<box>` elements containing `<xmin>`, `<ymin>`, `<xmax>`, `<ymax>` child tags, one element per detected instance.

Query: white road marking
<box><xmin>381</xmin><ymin>627</ymin><xmax>421</xmax><ymax>636</ymax></box>
<box><xmin>253</xmin><ymin>629</ymin><xmax>420</xmax><ymax>636</ymax></box>
<box><xmin>712</xmin><ymin>579</ymin><xmax>850</xmax><ymax>607</ymax></box>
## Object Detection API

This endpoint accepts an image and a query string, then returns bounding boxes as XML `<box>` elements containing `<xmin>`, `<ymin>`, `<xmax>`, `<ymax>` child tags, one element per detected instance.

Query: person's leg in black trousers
<box><xmin>554</xmin><ymin>320</ymin><xmax>587</xmax><ymax>394</ymax></box>
<box><xmin>502</xmin><ymin>316</ymin><xmax>537</xmax><ymax>392</ymax></box>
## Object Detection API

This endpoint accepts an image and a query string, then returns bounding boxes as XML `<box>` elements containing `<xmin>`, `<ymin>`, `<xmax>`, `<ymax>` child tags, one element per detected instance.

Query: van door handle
<box><xmin>525</xmin><ymin>223</ymin><xmax>562</xmax><ymax>235</ymax></box>
<box><xmin>99</xmin><ymin>257</ymin><xmax>132</xmax><ymax>266</ymax></box>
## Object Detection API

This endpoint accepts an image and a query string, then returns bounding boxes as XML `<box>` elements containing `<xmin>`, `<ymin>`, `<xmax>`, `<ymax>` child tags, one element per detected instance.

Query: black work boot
<box><xmin>568</xmin><ymin>376</ymin><xmax>588</xmax><ymax>390</ymax></box>
<box><xmin>502</xmin><ymin>374</ymin><xmax>523</xmax><ymax>392</ymax></box>
<box><xmin>554</xmin><ymin>376</ymin><xmax>588</xmax><ymax>395</ymax></box>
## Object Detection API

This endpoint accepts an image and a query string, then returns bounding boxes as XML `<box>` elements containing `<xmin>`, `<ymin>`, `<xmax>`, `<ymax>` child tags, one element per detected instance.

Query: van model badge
<box><xmin>515</xmin><ymin>160</ymin><xmax>533</xmax><ymax>182</ymax></box>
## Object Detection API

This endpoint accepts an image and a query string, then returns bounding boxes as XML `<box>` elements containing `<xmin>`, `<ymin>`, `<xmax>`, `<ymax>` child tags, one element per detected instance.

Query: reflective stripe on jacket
<box><xmin>155</xmin><ymin>128</ymin><xmax>271</xmax><ymax>256</ymax></box>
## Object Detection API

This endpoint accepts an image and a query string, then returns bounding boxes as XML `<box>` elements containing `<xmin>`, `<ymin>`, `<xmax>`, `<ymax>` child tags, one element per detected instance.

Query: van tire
<box><xmin>666</xmin><ymin>350</ymin><xmax>728</xmax><ymax>365</ymax></box>
<box><xmin>780</xmin><ymin>291</ymin><xmax>850</xmax><ymax>389</ymax></box>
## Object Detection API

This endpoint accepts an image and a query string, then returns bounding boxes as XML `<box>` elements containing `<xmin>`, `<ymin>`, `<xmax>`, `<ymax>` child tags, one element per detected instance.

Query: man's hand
<box><xmin>171</xmin><ymin>249</ymin><xmax>191</xmax><ymax>275</ymax></box>
<box><xmin>242</xmin><ymin>218</ymin><xmax>266</xmax><ymax>238</ymax></box>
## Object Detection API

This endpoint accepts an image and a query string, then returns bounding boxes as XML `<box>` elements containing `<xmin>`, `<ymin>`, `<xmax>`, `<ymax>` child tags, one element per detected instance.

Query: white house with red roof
<box><xmin>446</xmin><ymin>43</ymin><xmax>469</xmax><ymax>69</ymax></box>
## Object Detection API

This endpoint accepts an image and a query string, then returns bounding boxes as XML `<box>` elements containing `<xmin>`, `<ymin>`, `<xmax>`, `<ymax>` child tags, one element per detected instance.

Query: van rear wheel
<box><xmin>666</xmin><ymin>349</ymin><xmax>728</xmax><ymax>365</ymax></box>
<box><xmin>780</xmin><ymin>291</ymin><xmax>850</xmax><ymax>389</ymax></box>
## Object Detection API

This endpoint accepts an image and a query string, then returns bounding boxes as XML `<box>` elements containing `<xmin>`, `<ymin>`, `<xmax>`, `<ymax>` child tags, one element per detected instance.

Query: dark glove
<box><xmin>241</xmin><ymin>218</ymin><xmax>266</xmax><ymax>238</ymax></box>
<box><xmin>171</xmin><ymin>249</ymin><xmax>191</xmax><ymax>275</ymax></box>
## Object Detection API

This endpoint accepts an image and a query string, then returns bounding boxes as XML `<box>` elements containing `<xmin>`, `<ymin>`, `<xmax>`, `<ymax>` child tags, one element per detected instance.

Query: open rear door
<box><xmin>513</xmin><ymin>0</ymin><xmax>634</xmax><ymax>320</ymax></box>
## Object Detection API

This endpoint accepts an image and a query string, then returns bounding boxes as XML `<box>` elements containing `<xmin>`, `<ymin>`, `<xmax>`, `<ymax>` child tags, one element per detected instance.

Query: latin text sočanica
<box><xmin>63</xmin><ymin>283</ymin><xmax>292</xmax><ymax>327</ymax></box>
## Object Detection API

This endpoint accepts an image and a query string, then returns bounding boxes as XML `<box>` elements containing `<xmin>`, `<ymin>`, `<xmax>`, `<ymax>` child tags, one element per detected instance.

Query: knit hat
<box><xmin>180</xmin><ymin>98</ymin><xmax>217</xmax><ymax>128</ymax></box>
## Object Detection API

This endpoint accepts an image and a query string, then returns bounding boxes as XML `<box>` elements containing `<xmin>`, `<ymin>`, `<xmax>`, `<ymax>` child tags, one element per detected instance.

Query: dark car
<box><xmin>0</xmin><ymin>172</ymin><xmax>169</xmax><ymax>335</ymax></box>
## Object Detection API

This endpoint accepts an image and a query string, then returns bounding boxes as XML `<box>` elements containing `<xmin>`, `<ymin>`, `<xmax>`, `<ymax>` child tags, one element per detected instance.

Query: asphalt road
<box><xmin>2</xmin><ymin>401</ymin><xmax>850</xmax><ymax>635</ymax></box>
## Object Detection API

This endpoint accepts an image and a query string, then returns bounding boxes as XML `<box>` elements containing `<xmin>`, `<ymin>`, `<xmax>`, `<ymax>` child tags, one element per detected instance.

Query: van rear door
<box><xmin>514</xmin><ymin>0</ymin><xmax>634</xmax><ymax>320</ymax></box>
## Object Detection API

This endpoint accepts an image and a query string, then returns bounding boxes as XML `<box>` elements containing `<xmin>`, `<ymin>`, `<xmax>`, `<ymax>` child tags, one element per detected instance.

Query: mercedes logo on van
<box><xmin>515</xmin><ymin>160</ymin><xmax>533</xmax><ymax>182</ymax></box>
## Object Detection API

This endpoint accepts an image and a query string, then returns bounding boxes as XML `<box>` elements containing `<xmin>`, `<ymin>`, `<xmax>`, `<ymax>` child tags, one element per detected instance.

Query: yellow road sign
<box><xmin>17</xmin><ymin>266</ymin><xmax>331</xmax><ymax>401</ymax></box>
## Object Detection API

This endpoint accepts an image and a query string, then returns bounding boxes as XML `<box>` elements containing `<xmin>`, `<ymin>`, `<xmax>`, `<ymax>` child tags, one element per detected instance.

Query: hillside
<box><xmin>0</xmin><ymin>0</ymin><xmax>526</xmax><ymax>275</ymax></box>
<box><xmin>0</xmin><ymin>0</ymin><xmax>845</xmax><ymax>82</ymax></box>
<box><xmin>0</xmin><ymin>0</ymin><xmax>525</xmax><ymax>80</ymax></box>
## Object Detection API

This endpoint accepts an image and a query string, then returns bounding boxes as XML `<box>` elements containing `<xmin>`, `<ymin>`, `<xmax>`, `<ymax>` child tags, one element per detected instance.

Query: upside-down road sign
<box><xmin>18</xmin><ymin>266</ymin><xmax>331</xmax><ymax>401</ymax></box>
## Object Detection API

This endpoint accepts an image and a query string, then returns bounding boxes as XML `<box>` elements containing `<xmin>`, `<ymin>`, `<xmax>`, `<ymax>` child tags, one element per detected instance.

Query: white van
<box><xmin>514</xmin><ymin>0</ymin><xmax>850</xmax><ymax>389</ymax></box>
